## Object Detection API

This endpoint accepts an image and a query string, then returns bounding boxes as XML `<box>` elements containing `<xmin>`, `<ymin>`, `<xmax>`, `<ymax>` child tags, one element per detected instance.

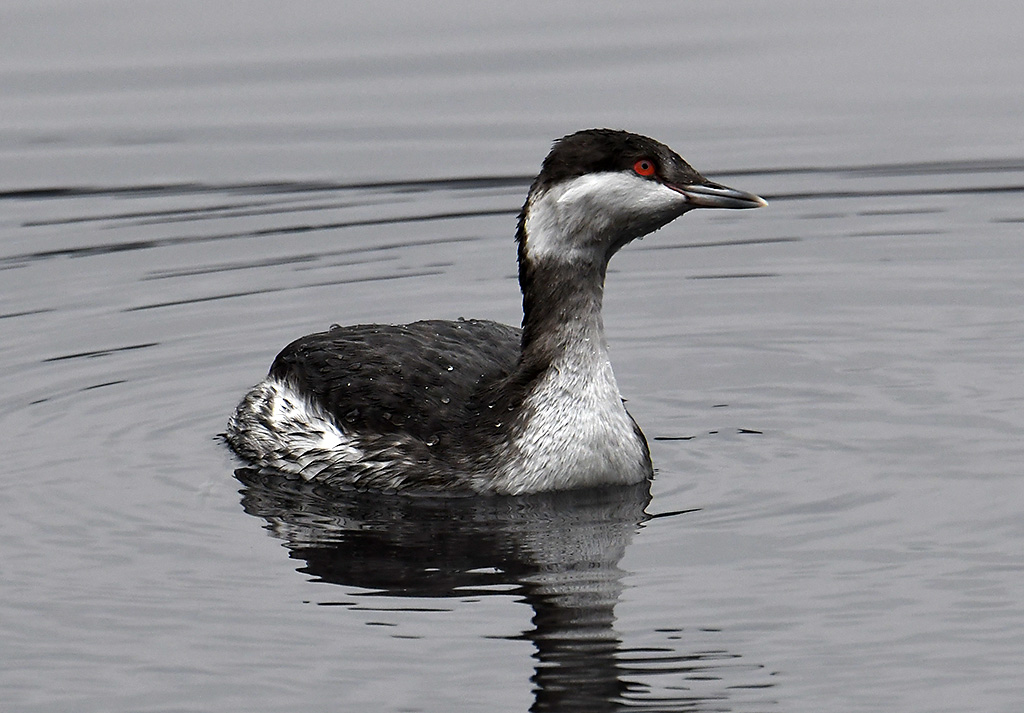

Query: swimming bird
<box><xmin>226</xmin><ymin>129</ymin><xmax>765</xmax><ymax>495</ymax></box>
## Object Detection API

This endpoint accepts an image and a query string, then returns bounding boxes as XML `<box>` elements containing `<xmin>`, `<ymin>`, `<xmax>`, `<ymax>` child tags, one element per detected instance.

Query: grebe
<box><xmin>226</xmin><ymin>129</ymin><xmax>765</xmax><ymax>495</ymax></box>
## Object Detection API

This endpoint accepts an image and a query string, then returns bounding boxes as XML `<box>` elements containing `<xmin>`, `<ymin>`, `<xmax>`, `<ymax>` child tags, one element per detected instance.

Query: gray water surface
<box><xmin>2</xmin><ymin>2</ymin><xmax>1023</xmax><ymax>712</ymax></box>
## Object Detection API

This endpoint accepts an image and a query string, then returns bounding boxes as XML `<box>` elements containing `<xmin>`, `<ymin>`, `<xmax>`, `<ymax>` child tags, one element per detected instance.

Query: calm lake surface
<box><xmin>2</xmin><ymin>1</ymin><xmax>1023</xmax><ymax>711</ymax></box>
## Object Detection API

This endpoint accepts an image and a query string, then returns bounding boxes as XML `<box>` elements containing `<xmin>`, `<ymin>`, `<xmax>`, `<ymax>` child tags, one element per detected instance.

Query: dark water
<box><xmin>3</xmin><ymin>2</ymin><xmax>1023</xmax><ymax>712</ymax></box>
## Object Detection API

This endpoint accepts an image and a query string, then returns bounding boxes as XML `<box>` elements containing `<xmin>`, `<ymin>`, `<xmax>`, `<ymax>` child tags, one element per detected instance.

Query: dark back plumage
<box><xmin>270</xmin><ymin>319</ymin><xmax>521</xmax><ymax>450</ymax></box>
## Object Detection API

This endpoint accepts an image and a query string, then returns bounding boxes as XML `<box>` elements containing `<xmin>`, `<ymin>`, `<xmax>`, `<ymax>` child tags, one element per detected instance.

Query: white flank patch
<box><xmin>267</xmin><ymin>381</ymin><xmax>352</xmax><ymax>453</ymax></box>
<box><xmin>229</xmin><ymin>377</ymin><xmax>363</xmax><ymax>479</ymax></box>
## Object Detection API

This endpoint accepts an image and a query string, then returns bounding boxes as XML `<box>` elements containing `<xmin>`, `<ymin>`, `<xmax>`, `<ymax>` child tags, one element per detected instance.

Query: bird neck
<box><xmin>519</xmin><ymin>256</ymin><xmax>608</xmax><ymax>364</ymax></box>
<box><xmin>496</xmin><ymin>223</ymin><xmax>647</xmax><ymax>494</ymax></box>
<box><xmin>515</xmin><ymin>191</ymin><xmax>618</xmax><ymax>370</ymax></box>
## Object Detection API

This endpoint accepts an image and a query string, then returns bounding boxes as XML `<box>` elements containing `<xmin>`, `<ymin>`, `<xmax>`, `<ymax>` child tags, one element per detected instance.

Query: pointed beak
<box><xmin>670</xmin><ymin>181</ymin><xmax>767</xmax><ymax>210</ymax></box>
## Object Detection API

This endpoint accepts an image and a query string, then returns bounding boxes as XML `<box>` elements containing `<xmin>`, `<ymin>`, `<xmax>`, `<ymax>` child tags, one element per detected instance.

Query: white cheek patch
<box><xmin>523</xmin><ymin>172</ymin><xmax>685</xmax><ymax>260</ymax></box>
<box><xmin>557</xmin><ymin>172</ymin><xmax>632</xmax><ymax>205</ymax></box>
<box><xmin>558</xmin><ymin>172</ymin><xmax>679</xmax><ymax>212</ymax></box>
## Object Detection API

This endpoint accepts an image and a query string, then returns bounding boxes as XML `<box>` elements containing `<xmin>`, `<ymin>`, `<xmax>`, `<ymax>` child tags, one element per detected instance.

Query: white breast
<box><xmin>493</xmin><ymin>338</ymin><xmax>650</xmax><ymax>494</ymax></box>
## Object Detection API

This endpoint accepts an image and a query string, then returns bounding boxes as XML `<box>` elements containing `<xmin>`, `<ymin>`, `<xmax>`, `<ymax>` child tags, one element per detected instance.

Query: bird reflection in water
<box><xmin>235</xmin><ymin>470</ymin><xmax>774</xmax><ymax>711</ymax></box>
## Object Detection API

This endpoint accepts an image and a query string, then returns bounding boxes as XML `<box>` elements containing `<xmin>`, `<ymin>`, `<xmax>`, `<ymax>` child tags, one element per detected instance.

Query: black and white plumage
<box><xmin>226</xmin><ymin>129</ymin><xmax>766</xmax><ymax>495</ymax></box>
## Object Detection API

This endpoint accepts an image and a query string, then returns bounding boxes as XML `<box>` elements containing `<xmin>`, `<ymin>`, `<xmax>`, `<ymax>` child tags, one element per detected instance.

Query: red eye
<box><xmin>633</xmin><ymin>159</ymin><xmax>656</xmax><ymax>177</ymax></box>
